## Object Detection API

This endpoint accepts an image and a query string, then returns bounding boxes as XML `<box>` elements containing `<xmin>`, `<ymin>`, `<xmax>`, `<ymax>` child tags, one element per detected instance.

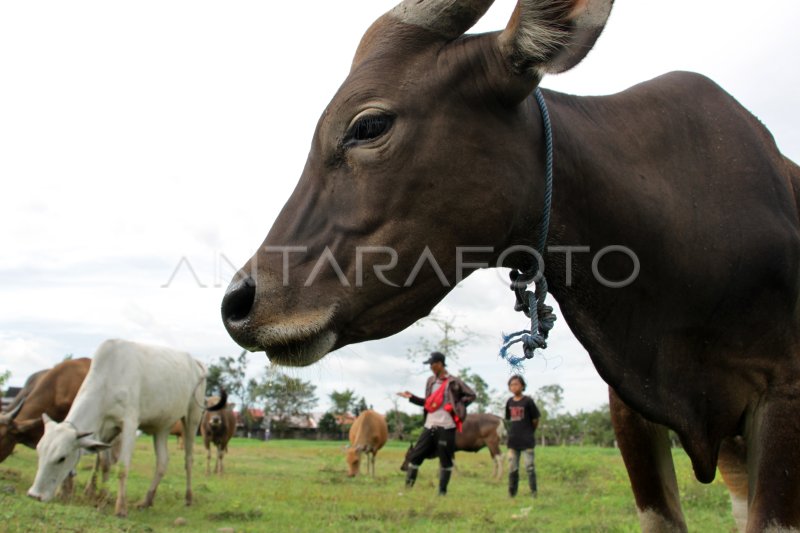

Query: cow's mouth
<box><xmin>222</xmin><ymin>275</ymin><xmax>342</xmax><ymax>365</ymax></box>
<box><xmin>258</xmin><ymin>327</ymin><xmax>338</xmax><ymax>367</ymax></box>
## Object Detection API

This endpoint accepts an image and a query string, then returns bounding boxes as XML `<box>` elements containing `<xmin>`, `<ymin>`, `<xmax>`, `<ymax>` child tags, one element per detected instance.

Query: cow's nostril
<box><xmin>221</xmin><ymin>276</ymin><xmax>256</xmax><ymax>323</ymax></box>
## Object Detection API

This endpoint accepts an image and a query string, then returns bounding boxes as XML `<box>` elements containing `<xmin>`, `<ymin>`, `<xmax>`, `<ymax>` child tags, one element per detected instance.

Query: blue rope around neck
<box><xmin>499</xmin><ymin>87</ymin><xmax>557</xmax><ymax>368</ymax></box>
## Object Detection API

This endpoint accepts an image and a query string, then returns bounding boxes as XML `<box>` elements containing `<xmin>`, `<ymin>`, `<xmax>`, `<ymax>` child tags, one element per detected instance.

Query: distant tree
<box><xmin>534</xmin><ymin>384</ymin><xmax>565</xmax><ymax>446</ymax></box>
<box><xmin>0</xmin><ymin>370</ymin><xmax>10</xmax><ymax>397</ymax></box>
<box><xmin>62</xmin><ymin>354</ymin><xmax>74</xmax><ymax>361</ymax></box>
<box><xmin>210</xmin><ymin>350</ymin><xmax>249</xmax><ymax>407</ymax></box>
<box><xmin>329</xmin><ymin>389</ymin><xmax>356</xmax><ymax>415</ymax></box>
<box><xmin>262</xmin><ymin>373</ymin><xmax>318</xmax><ymax>428</ymax></box>
<box><xmin>458</xmin><ymin>367</ymin><xmax>494</xmax><ymax>414</ymax></box>
<box><xmin>385</xmin><ymin>409</ymin><xmax>424</xmax><ymax>440</ymax></box>
<box><xmin>353</xmin><ymin>397</ymin><xmax>370</xmax><ymax>417</ymax></box>
<box><xmin>578</xmin><ymin>405</ymin><xmax>615</xmax><ymax>447</ymax></box>
<box><xmin>406</xmin><ymin>312</ymin><xmax>481</xmax><ymax>364</ymax></box>
<box><xmin>205</xmin><ymin>363</ymin><xmax>225</xmax><ymax>395</ymax></box>
<box><xmin>318</xmin><ymin>412</ymin><xmax>341</xmax><ymax>436</ymax></box>
<box><xmin>535</xmin><ymin>384</ymin><xmax>565</xmax><ymax>416</ymax></box>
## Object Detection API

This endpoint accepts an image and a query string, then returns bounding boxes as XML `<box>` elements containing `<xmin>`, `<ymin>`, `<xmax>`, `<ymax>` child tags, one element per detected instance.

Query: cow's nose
<box><xmin>221</xmin><ymin>276</ymin><xmax>256</xmax><ymax>324</ymax></box>
<box><xmin>27</xmin><ymin>491</ymin><xmax>42</xmax><ymax>502</ymax></box>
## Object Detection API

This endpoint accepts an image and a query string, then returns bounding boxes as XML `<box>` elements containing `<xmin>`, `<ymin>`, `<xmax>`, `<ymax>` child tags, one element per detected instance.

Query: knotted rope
<box><xmin>499</xmin><ymin>88</ymin><xmax>557</xmax><ymax>368</ymax></box>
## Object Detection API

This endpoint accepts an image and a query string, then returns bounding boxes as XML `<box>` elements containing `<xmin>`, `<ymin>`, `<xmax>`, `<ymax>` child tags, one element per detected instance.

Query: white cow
<box><xmin>27</xmin><ymin>339</ymin><xmax>226</xmax><ymax>517</ymax></box>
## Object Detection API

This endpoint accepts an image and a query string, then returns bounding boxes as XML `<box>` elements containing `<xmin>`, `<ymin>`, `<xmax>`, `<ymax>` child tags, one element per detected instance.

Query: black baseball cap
<box><xmin>423</xmin><ymin>351</ymin><xmax>446</xmax><ymax>365</ymax></box>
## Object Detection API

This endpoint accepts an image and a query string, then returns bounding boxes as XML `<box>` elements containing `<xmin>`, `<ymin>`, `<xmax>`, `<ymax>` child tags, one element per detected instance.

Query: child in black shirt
<box><xmin>505</xmin><ymin>375</ymin><xmax>540</xmax><ymax>497</ymax></box>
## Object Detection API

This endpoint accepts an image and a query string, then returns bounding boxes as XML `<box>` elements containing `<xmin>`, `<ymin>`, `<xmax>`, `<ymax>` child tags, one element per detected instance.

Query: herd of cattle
<box><xmin>1</xmin><ymin>339</ymin><xmax>506</xmax><ymax>517</ymax></box>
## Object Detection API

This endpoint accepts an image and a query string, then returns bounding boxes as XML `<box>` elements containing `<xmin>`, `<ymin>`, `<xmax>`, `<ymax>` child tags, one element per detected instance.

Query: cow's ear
<box><xmin>77</xmin><ymin>435</ymin><xmax>112</xmax><ymax>453</ymax></box>
<box><xmin>498</xmin><ymin>0</ymin><xmax>613</xmax><ymax>77</ymax></box>
<box><xmin>41</xmin><ymin>413</ymin><xmax>56</xmax><ymax>428</ymax></box>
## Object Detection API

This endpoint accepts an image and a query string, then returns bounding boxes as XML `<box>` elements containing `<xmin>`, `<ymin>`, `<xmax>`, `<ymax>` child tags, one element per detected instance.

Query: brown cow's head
<box><xmin>208</xmin><ymin>413</ymin><xmax>224</xmax><ymax>431</ymax></box>
<box><xmin>0</xmin><ymin>401</ymin><xmax>24</xmax><ymax>461</ymax></box>
<box><xmin>222</xmin><ymin>0</ymin><xmax>613</xmax><ymax>365</ymax></box>
<box><xmin>346</xmin><ymin>445</ymin><xmax>364</xmax><ymax>477</ymax></box>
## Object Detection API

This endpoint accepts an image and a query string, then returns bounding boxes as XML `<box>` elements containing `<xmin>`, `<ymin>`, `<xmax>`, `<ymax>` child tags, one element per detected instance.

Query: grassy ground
<box><xmin>0</xmin><ymin>437</ymin><xmax>735</xmax><ymax>532</ymax></box>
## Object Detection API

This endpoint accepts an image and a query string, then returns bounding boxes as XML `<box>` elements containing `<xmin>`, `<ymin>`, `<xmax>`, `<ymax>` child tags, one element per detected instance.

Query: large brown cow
<box><xmin>221</xmin><ymin>1</ymin><xmax>800</xmax><ymax>531</ymax></box>
<box><xmin>347</xmin><ymin>410</ymin><xmax>388</xmax><ymax>477</ymax></box>
<box><xmin>400</xmin><ymin>413</ymin><xmax>504</xmax><ymax>479</ymax></box>
<box><xmin>201</xmin><ymin>400</ymin><xmax>236</xmax><ymax>475</ymax></box>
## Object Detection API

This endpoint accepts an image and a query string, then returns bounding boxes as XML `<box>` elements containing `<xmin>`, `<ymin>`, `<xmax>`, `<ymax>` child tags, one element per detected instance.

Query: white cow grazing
<box><xmin>27</xmin><ymin>339</ymin><xmax>226</xmax><ymax>517</ymax></box>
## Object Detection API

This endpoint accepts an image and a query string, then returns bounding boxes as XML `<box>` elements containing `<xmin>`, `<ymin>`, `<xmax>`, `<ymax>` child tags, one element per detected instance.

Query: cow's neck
<box><xmin>521</xmin><ymin>90</ymin><xmax>637</xmax><ymax>390</ymax></box>
<box><xmin>64</xmin><ymin>380</ymin><xmax>114</xmax><ymax>441</ymax></box>
<box><xmin>520</xmin><ymin>88</ymin><xmax>721</xmax><ymax>477</ymax></box>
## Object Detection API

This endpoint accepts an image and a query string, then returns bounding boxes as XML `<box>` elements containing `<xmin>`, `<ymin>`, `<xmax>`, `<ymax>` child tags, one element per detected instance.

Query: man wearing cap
<box><xmin>397</xmin><ymin>351</ymin><xmax>476</xmax><ymax>495</ymax></box>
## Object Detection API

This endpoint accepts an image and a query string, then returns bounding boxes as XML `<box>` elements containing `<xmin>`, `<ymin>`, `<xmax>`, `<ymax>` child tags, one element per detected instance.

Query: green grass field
<box><xmin>0</xmin><ymin>438</ymin><xmax>735</xmax><ymax>532</ymax></box>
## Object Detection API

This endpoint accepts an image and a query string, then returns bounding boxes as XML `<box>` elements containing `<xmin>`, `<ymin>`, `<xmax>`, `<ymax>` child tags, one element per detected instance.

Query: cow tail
<box><xmin>206</xmin><ymin>388</ymin><xmax>227</xmax><ymax>412</ymax></box>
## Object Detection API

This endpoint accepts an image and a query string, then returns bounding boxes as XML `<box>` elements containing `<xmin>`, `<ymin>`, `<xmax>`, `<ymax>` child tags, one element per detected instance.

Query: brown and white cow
<box><xmin>201</xmin><ymin>399</ymin><xmax>236</xmax><ymax>475</ymax></box>
<box><xmin>400</xmin><ymin>413</ymin><xmax>504</xmax><ymax>479</ymax></box>
<box><xmin>221</xmin><ymin>1</ymin><xmax>800</xmax><ymax>531</ymax></box>
<box><xmin>347</xmin><ymin>410</ymin><xmax>388</xmax><ymax>477</ymax></box>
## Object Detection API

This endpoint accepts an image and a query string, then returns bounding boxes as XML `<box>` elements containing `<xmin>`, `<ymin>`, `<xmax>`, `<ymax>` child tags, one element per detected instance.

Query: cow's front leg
<box><xmin>84</xmin><ymin>454</ymin><xmax>101</xmax><ymax>498</ymax></box>
<box><xmin>746</xmin><ymin>390</ymin><xmax>800</xmax><ymax>532</ymax></box>
<box><xmin>114</xmin><ymin>422</ymin><xmax>138</xmax><ymax>518</ymax></box>
<box><xmin>216</xmin><ymin>445</ymin><xmax>223</xmax><ymax>474</ymax></box>
<box><xmin>138</xmin><ymin>429</ymin><xmax>169</xmax><ymax>509</ymax></box>
<box><xmin>610</xmin><ymin>387</ymin><xmax>687</xmax><ymax>533</ymax></box>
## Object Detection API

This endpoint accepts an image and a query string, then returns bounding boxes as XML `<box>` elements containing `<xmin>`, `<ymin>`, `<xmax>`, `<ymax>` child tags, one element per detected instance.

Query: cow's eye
<box><xmin>57</xmin><ymin>456</ymin><xmax>66</xmax><ymax>464</ymax></box>
<box><xmin>344</xmin><ymin>114</ymin><xmax>394</xmax><ymax>147</ymax></box>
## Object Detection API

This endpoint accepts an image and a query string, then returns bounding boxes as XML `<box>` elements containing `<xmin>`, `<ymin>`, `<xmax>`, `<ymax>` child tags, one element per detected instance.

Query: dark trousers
<box><xmin>407</xmin><ymin>427</ymin><xmax>456</xmax><ymax>469</ymax></box>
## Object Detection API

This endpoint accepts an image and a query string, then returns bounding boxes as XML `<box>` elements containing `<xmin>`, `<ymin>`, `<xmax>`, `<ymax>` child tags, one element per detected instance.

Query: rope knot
<box><xmin>498</xmin><ymin>87</ymin><xmax>556</xmax><ymax>369</ymax></box>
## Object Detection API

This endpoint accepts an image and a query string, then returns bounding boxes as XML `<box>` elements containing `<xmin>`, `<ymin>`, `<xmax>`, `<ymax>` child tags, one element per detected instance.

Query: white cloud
<box><xmin>0</xmin><ymin>1</ymin><xmax>797</xmax><ymax>416</ymax></box>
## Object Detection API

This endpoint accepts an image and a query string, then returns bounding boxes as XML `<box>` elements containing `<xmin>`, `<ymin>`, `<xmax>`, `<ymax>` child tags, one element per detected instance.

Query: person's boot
<box><xmin>527</xmin><ymin>467</ymin><xmax>538</xmax><ymax>498</ymax></box>
<box><xmin>508</xmin><ymin>470</ymin><xmax>519</xmax><ymax>497</ymax></box>
<box><xmin>438</xmin><ymin>468</ymin><xmax>452</xmax><ymax>496</ymax></box>
<box><xmin>405</xmin><ymin>465</ymin><xmax>419</xmax><ymax>488</ymax></box>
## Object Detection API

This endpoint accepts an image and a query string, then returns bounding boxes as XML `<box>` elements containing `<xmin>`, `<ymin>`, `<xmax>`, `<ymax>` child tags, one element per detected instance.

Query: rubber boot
<box><xmin>508</xmin><ymin>470</ymin><xmax>519</xmax><ymax>497</ymax></box>
<box><xmin>405</xmin><ymin>465</ymin><xmax>419</xmax><ymax>488</ymax></box>
<box><xmin>527</xmin><ymin>467</ymin><xmax>538</xmax><ymax>497</ymax></box>
<box><xmin>438</xmin><ymin>468</ymin><xmax>452</xmax><ymax>496</ymax></box>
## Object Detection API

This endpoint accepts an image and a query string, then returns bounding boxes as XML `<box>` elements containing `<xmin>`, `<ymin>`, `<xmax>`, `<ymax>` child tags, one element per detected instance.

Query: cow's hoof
<box><xmin>115</xmin><ymin>509</ymin><xmax>128</xmax><ymax>518</ymax></box>
<box><xmin>136</xmin><ymin>500</ymin><xmax>153</xmax><ymax>510</ymax></box>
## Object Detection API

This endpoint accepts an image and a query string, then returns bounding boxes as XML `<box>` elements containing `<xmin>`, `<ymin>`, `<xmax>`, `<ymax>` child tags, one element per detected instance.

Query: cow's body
<box><xmin>400</xmin><ymin>413</ymin><xmax>504</xmax><ymax>478</ymax></box>
<box><xmin>170</xmin><ymin>419</ymin><xmax>185</xmax><ymax>449</ymax></box>
<box><xmin>221</xmin><ymin>1</ymin><xmax>800</xmax><ymax>530</ymax></box>
<box><xmin>27</xmin><ymin>339</ymin><xmax>224</xmax><ymax>517</ymax></box>
<box><xmin>455</xmin><ymin>413</ymin><xmax>504</xmax><ymax>479</ymax></box>
<box><xmin>201</xmin><ymin>403</ymin><xmax>236</xmax><ymax>475</ymax></box>
<box><xmin>347</xmin><ymin>410</ymin><xmax>388</xmax><ymax>477</ymax></box>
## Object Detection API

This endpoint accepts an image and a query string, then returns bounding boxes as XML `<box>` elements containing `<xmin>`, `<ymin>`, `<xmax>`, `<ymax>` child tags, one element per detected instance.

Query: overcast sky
<box><xmin>1</xmin><ymin>1</ymin><xmax>798</xmax><ymax>415</ymax></box>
